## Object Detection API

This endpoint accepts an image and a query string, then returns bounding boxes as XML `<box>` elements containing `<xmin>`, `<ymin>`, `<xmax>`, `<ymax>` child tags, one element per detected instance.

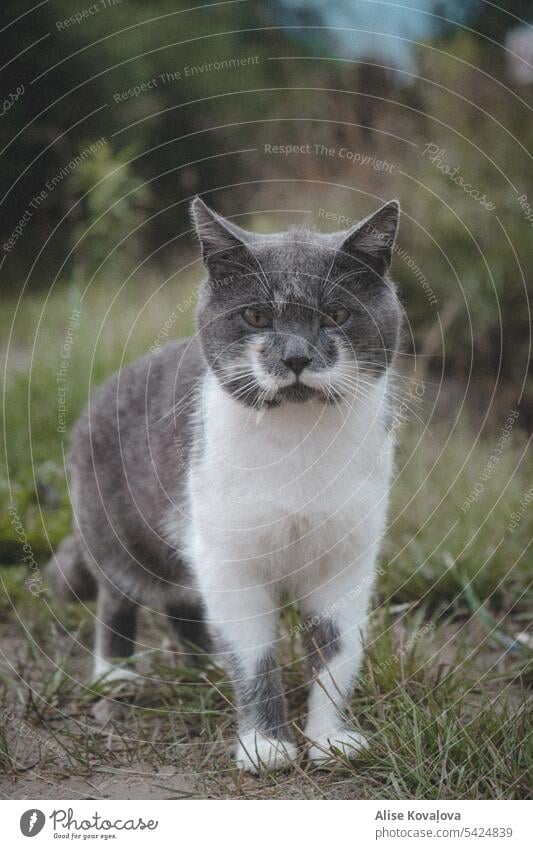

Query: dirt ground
<box><xmin>1</xmin><ymin>594</ymin><xmax>531</xmax><ymax>801</ymax></box>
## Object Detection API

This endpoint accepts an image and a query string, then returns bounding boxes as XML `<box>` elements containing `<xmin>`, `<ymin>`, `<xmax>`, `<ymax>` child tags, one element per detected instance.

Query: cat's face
<box><xmin>193</xmin><ymin>198</ymin><xmax>402</xmax><ymax>407</ymax></box>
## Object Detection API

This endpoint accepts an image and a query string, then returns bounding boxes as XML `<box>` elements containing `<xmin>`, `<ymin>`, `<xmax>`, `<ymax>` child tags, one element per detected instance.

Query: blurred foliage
<box><xmin>66</xmin><ymin>143</ymin><xmax>153</xmax><ymax>281</ymax></box>
<box><xmin>0</xmin><ymin>0</ymin><xmax>532</xmax><ymax>398</ymax></box>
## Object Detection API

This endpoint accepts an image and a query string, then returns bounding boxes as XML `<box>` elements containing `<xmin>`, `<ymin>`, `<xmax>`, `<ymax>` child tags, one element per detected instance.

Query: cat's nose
<box><xmin>282</xmin><ymin>356</ymin><xmax>311</xmax><ymax>376</ymax></box>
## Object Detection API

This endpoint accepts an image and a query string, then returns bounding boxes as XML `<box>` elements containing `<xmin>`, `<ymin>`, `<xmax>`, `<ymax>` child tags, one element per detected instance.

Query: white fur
<box><xmin>171</xmin><ymin>369</ymin><xmax>393</xmax><ymax>768</ymax></box>
<box><xmin>235</xmin><ymin>732</ymin><xmax>298</xmax><ymax>773</ymax></box>
<box><xmin>307</xmin><ymin>729</ymin><xmax>368</xmax><ymax>764</ymax></box>
<box><xmin>92</xmin><ymin>657</ymin><xmax>142</xmax><ymax>684</ymax></box>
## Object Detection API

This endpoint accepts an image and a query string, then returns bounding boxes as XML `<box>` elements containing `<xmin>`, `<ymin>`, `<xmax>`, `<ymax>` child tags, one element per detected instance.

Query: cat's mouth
<box><xmin>218</xmin><ymin>362</ymin><xmax>339</xmax><ymax>407</ymax></box>
<box><xmin>268</xmin><ymin>380</ymin><xmax>321</xmax><ymax>405</ymax></box>
<box><xmin>262</xmin><ymin>372</ymin><xmax>346</xmax><ymax>406</ymax></box>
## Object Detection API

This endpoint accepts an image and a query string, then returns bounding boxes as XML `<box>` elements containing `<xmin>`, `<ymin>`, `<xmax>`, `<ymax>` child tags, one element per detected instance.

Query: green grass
<box><xmin>0</xmin><ymin>282</ymin><xmax>531</xmax><ymax>798</ymax></box>
<box><xmin>1</xmin><ymin>273</ymin><xmax>199</xmax><ymax>557</ymax></box>
<box><xmin>0</xmin><ymin>574</ymin><xmax>530</xmax><ymax>798</ymax></box>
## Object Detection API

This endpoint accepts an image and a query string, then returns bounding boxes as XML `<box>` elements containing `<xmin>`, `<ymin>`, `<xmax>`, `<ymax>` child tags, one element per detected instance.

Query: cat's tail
<box><xmin>46</xmin><ymin>533</ymin><xmax>97</xmax><ymax>602</ymax></box>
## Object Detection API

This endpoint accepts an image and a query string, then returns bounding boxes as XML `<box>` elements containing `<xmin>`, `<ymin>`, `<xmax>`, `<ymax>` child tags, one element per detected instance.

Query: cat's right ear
<box><xmin>191</xmin><ymin>197</ymin><xmax>255</xmax><ymax>281</ymax></box>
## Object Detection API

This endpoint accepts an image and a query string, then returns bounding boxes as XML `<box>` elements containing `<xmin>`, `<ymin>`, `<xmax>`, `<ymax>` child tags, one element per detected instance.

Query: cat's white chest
<box><xmin>186</xmin><ymin>373</ymin><xmax>392</xmax><ymax>586</ymax></box>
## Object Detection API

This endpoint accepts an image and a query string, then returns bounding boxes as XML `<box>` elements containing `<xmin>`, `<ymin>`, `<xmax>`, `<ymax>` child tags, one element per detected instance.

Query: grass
<box><xmin>0</xmin><ymin>577</ymin><xmax>530</xmax><ymax>799</ymax></box>
<box><xmin>0</xmin><ymin>280</ymin><xmax>531</xmax><ymax>798</ymax></box>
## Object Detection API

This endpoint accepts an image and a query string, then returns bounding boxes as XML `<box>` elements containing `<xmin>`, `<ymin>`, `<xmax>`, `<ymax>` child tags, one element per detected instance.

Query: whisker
<box><xmin>151</xmin><ymin>382</ymin><xmax>200</xmax><ymax>425</ymax></box>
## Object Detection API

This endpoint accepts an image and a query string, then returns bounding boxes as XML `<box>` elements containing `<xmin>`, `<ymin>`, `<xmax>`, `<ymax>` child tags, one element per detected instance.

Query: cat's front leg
<box><xmin>229</xmin><ymin>645</ymin><xmax>297</xmax><ymax>773</ymax></box>
<box><xmin>193</xmin><ymin>550</ymin><xmax>297</xmax><ymax>773</ymax></box>
<box><xmin>301</xmin><ymin>566</ymin><xmax>374</xmax><ymax>764</ymax></box>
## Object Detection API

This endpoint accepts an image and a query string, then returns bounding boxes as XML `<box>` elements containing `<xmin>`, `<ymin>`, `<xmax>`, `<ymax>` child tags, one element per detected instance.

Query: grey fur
<box><xmin>47</xmin><ymin>533</ymin><xmax>96</xmax><ymax>601</ymax></box>
<box><xmin>95</xmin><ymin>584</ymin><xmax>137</xmax><ymax>666</ymax></box>
<box><xmin>46</xmin><ymin>197</ymin><xmax>401</xmax><ymax>720</ymax></box>
<box><xmin>193</xmin><ymin>198</ymin><xmax>401</xmax><ymax>404</ymax></box>
<box><xmin>226</xmin><ymin>650</ymin><xmax>293</xmax><ymax>742</ymax></box>
<box><xmin>303</xmin><ymin>617</ymin><xmax>342</xmax><ymax>672</ymax></box>
<box><xmin>166</xmin><ymin>600</ymin><xmax>212</xmax><ymax>664</ymax></box>
<box><xmin>192</xmin><ymin>197</ymin><xmax>402</xmax><ymax>407</ymax></box>
<box><xmin>46</xmin><ymin>338</ymin><xmax>209</xmax><ymax>671</ymax></box>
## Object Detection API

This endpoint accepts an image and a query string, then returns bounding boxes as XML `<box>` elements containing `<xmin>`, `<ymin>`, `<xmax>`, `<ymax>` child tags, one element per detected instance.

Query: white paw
<box><xmin>234</xmin><ymin>732</ymin><xmax>298</xmax><ymax>774</ymax></box>
<box><xmin>92</xmin><ymin>659</ymin><xmax>143</xmax><ymax>685</ymax></box>
<box><xmin>307</xmin><ymin>728</ymin><xmax>368</xmax><ymax>764</ymax></box>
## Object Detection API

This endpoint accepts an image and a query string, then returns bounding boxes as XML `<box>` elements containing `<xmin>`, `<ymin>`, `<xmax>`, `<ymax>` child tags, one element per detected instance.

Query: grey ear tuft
<box><xmin>191</xmin><ymin>197</ymin><xmax>252</xmax><ymax>262</ymax></box>
<box><xmin>339</xmin><ymin>200</ymin><xmax>400</xmax><ymax>269</ymax></box>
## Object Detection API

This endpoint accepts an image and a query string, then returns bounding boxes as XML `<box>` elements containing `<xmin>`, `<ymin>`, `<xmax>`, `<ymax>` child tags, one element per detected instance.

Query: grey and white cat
<box><xmin>47</xmin><ymin>197</ymin><xmax>402</xmax><ymax>772</ymax></box>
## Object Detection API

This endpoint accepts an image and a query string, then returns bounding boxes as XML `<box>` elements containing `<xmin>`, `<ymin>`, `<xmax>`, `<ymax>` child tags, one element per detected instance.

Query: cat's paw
<box><xmin>307</xmin><ymin>728</ymin><xmax>368</xmax><ymax>765</ymax></box>
<box><xmin>91</xmin><ymin>659</ymin><xmax>143</xmax><ymax>686</ymax></box>
<box><xmin>234</xmin><ymin>732</ymin><xmax>298</xmax><ymax>774</ymax></box>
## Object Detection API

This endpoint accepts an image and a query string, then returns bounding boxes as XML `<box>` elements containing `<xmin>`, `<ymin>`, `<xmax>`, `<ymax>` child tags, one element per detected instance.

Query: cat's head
<box><xmin>192</xmin><ymin>197</ymin><xmax>402</xmax><ymax>407</ymax></box>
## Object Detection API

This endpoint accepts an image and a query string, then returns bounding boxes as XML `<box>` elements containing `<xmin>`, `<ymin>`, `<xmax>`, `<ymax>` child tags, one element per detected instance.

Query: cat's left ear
<box><xmin>338</xmin><ymin>200</ymin><xmax>400</xmax><ymax>274</ymax></box>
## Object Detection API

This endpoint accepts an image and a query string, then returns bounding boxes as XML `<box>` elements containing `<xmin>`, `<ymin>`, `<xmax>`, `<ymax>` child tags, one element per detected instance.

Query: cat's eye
<box><xmin>321</xmin><ymin>307</ymin><xmax>350</xmax><ymax>327</ymax></box>
<box><xmin>243</xmin><ymin>307</ymin><xmax>273</xmax><ymax>328</ymax></box>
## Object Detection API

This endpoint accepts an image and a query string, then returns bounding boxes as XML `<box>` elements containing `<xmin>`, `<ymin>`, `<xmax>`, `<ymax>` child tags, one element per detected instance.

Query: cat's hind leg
<box><xmin>92</xmin><ymin>583</ymin><xmax>140</xmax><ymax>683</ymax></box>
<box><xmin>166</xmin><ymin>598</ymin><xmax>212</xmax><ymax>666</ymax></box>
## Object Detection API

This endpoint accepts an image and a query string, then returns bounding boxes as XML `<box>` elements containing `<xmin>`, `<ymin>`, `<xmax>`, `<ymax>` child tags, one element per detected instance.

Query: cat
<box><xmin>47</xmin><ymin>196</ymin><xmax>402</xmax><ymax>773</ymax></box>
